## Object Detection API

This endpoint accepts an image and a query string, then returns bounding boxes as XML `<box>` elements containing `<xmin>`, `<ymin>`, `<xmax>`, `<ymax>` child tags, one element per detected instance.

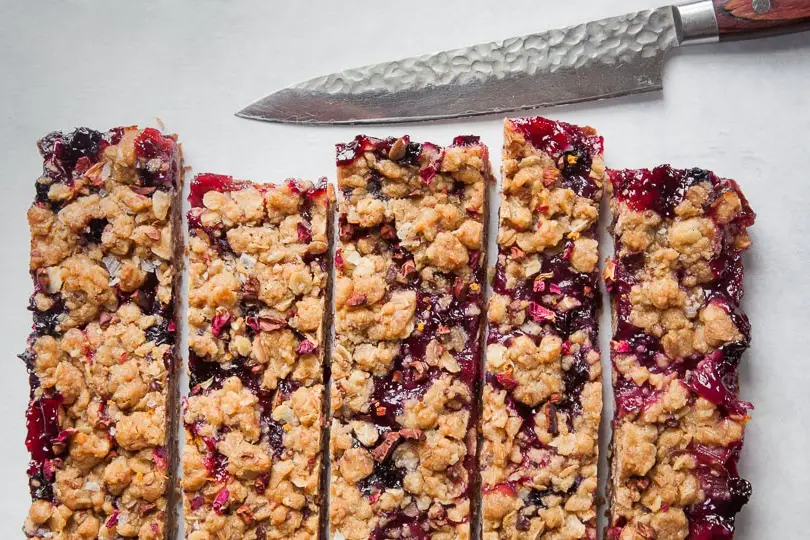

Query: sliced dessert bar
<box><xmin>330</xmin><ymin>135</ymin><xmax>490</xmax><ymax>540</ymax></box>
<box><xmin>606</xmin><ymin>166</ymin><xmax>755</xmax><ymax>539</ymax></box>
<box><xmin>481</xmin><ymin>117</ymin><xmax>605</xmax><ymax>540</ymax></box>
<box><xmin>183</xmin><ymin>174</ymin><xmax>332</xmax><ymax>539</ymax></box>
<box><xmin>22</xmin><ymin>126</ymin><xmax>183</xmax><ymax>538</ymax></box>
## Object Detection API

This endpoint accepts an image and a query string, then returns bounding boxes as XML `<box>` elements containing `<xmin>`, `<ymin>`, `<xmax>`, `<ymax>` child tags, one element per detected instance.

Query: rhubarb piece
<box><xmin>330</xmin><ymin>135</ymin><xmax>490</xmax><ymax>539</ymax></box>
<box><xmin>481</xmin><ymin>117</ymin><xmax>605</xmax><ymax>539</ymax></box>
<box><xmin>22</xmin><ymin>127</ymin><xmax>183</xmax><ymax>538</ymax></box>
<box><xmin>606</xmin><ymin>166</ymin><xmax>755</xmax><ymax>539</ymax></box>
<box><xmin>183</xmin><ymin>174</ymin><xmax>333</xmax><ymax>539</ymax></box>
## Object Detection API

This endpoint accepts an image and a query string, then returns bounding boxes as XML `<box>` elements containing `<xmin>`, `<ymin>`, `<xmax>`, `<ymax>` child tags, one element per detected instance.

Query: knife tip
<box><xmin>235</xmin><ymin>102</ymin><xmax>306</xmax><ymax>124</ymax></box>
<box><xmin>234</xmin><ymin>104</ymin><xmax>269</xmax><ymax>122</ymax></box>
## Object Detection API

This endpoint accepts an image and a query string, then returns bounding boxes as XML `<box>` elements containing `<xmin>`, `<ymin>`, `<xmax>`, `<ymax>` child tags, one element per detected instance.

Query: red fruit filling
<box><xmin>611</xmin><ymin>166</ymin><xmax>755</xmax><ymax>224</ymax></box>
<box><xmin>685</xmin><ymin>353</ymin><xmax>752</xmax><ymax>417</ymax></box>
<box><xmin>370</xmin><ymin>510</ymin><xmax>429</xmax><ymax>540</ymax></box>
<box><xmin>188</xmin><ymin>173</ymin><xmax>242</xmax><ymax>208</ymax></box>
<box><xmin>25</xmin><ymin>397</ymin><xmax>62</xmax><ymax>464</ymax></box>
<box><xmin>132</xmin><ymin>128</ymin><xmax>178</xmax><ymax>188</ymax></box>
<box><xmin>335</xmin><ymin>135</ymin><xmax>484</xmax><ymax>188</ymax></box>
<box><xmin>134</xmin><ymin>127</ymin><xmax>174</xmax><ymax>161</ymax></box>
<box><xmin>509</xmin><ymin>117</ymin><xmax>603</xmax><ymax>198</ymax></box>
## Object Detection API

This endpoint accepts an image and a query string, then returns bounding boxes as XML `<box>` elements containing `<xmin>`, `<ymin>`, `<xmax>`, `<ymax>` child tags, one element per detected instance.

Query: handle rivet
<box><xmin>752</xmin><ymin>0</ymin><xmax>771</xmax><ymax>14</ymax></box>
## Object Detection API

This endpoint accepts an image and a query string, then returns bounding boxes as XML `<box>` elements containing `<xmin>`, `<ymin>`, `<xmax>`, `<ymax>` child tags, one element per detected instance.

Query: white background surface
<box><xmin>2</xmin><ymin>0</ymin><xmax>810</xmax><ymax>538</ymax></box>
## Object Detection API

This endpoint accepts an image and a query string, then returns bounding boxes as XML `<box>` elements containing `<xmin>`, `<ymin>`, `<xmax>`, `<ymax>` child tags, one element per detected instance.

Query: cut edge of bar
<box><xmin>318</xmin><ymin>184</ymin><xmax>336</xmax><ymax>540</ymax></box>
<box><xmin>165</xmin><ymin>138</ymin><xmax>186</xmax><ymax>540</ymax></box>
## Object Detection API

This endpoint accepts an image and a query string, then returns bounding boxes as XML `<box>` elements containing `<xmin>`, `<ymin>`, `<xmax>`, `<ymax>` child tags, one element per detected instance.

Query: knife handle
<box><xmin>713</xmin><ymin>0</ymin><xmax>810</xmax><ymax>39</ymax></box>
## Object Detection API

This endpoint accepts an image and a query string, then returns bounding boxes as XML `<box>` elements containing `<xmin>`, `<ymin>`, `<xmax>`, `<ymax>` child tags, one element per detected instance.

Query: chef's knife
<box><xmin>237</xmin><ymin>0</ymin><xmax>810</xmax><ymax>124</ymax></box>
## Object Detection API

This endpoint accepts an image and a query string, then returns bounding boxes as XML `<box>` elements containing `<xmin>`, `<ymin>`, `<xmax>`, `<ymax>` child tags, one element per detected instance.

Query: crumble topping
<box><xmin>482</xmin><ymin>117</ymin><xmax>605</xmax><ymax>540</ymax></box>
<box><xmin>22</xmin><ymin>126</ymin><xmax>182</xmax><ymax>539</ymax></box>
<box><xmin>606</xmin><ymin>166</ymin><xmax>755</xmax><ymax>540</ymax></box>
<box><xmin>183</xmin><ymin>174</ymin><xmax>332</xmax><ymax>540</ymax></box>
<box><xmin>330</xmin><ymin>135</ymin><xmax>490</xmax><ymax>540</ymax></box>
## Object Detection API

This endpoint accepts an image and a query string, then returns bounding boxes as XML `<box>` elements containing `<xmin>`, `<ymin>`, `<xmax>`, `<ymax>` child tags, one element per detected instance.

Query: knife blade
<box><xmin>236</xmin><ymin>0</ymin><xmax>810</xmax><ymax>124</ymax></box>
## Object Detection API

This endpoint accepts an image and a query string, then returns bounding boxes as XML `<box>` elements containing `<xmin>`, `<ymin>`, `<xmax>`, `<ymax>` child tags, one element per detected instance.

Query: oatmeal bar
<box><xmin>330</xmin><ymin>135</ymin><xmax>490</xmax><ymax>539</ymax></box>
<box><xmin>183</xmin><ymin>174</ymin><xmax>332</xmax><ymax>539</ymax></box>
<box><xmin>606</xmin><ymin>166</ymin><xmax>755</xmax><ymax>539</ymax></box>
<box><xmin>481</xmin><ymin>117</ymin><xmax>605</xmax><ymax>540</ymax></box>
<box><xmin>22</xmin><ymin>127</ymin><xmax>183</xmax><ymax>539</ymax></box>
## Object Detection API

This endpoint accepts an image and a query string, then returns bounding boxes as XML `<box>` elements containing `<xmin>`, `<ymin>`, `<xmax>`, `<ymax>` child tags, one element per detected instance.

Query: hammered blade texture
<box><xmin>303</xmin><ymin>7</ymin><xmax>678</xmax><ymax>95</ymax></box>
<box><xmin>240</xmin><ymin>6</ymin><xmax>680</xmax><ymax>123</ymax></box>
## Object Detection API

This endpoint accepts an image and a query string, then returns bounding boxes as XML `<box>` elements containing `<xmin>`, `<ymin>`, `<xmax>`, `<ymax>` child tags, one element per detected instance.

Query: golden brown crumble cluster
<box><xmin>330</xmin><ymin>135</ymin><xmax>489</xmax><ymax>540</ymax></box>
<box><xmin>606</xmin><ymin>167</ymin><xmax>755</xmax><ymax>540</ymax></box>
<box><xmin>482</xmin><ymin>118</ymin><xmax>605</xmax><ymax>540</ymax></box>
<box><xmin>183</xmin><ymin>175</ymin><xmax>332</xmax><ymax>540</ymax></box>
<box><xmin>23</xmin><ymin>127</ymin><xmax>182</xmax><ymax>539</ymax></box>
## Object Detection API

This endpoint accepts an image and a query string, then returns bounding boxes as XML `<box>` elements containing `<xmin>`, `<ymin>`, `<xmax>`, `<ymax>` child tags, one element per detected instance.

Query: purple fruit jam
<box><xmin>188</xmin><ymin>353</ymin><xmax>256</xmax><ymax>393</ymax></box>
<box><xmin>687</xmin><ymin>446</ymin><xmax>751</xmax><ymax>540</ymax></box>
<box><xmin>25</xmin><ymin>396</ymin><xmax>63</xmax><ymax>499</ymax></box>
<box><xmin>684</xmin><ymin>352</ymin><xmax>751</xmax><ymax>417</ymax></box>
<box><xmin>257</xmin><ymin>378</ymin><xmax>301</xmax><ymax>457</ymax></box>
<box><xmin>357</xmin><ymin>459</ymin><xmax>406</xmax><ymax>495</ymax></box>
<box><xmin>611</xmin><ymin>166</ymin><xmax>756</xmax><ymax>225</ymax></box>
<box><xmin>84</xmin><ymin>218</ymin><xmax>108</xmax><ymax>244</ymax></box>
<box><xmin>510</xmin><ymin>117</ymin><xmax>603</xmax><ymax>158</ymax></box>
<box><xmin>29</xmin><ymin>296</ymin><xmax>65</xmax><ymax>337</ymax></box>
<box><xmin>38</xmin><ymin>127</ymin><xmax>105</xmax><ymax>180</ymax></box>
<box><xmin>509</xmin><ymin>117</ymin><xmax>603</xmax><ymax>198</ymax></box>
<box><xmin>145</xmin><ymin>318</ymin><xmax>175</xmax><ymax>346</ymax></box>
<box><xmin>451</xmin><ymin>135</ymin><xmax>481</xmax><ymax>147</ymax></box>
<box><xmin>370</xmin><ymin>510</ymin><xmax>429</xmax><ymax>540</ymax></box>
<box><xmin>613</xmin><ymin>377</ymin><xmax>660</xmax><ymax>417</ymax></box>
<box><xmin>336</xmin><ymin>135</ymin><xmax>425</xmax><ymax>168</ymax></box>
<box><xmin>336</xmin><ymin>135</ymin><xmax>376</xmax><ymax>166</ymax></box>
<box><xmin>204</xmin><ymin>450</ymin><xmax>230</xmax><ymax>484</ymax></box>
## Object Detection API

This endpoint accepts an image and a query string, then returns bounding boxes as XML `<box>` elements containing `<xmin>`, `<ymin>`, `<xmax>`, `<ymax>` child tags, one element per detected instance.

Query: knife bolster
<box><xmin>675</xmin><ymin>0</ymin><xmax>721</xmax><ymax>45</ymax></box>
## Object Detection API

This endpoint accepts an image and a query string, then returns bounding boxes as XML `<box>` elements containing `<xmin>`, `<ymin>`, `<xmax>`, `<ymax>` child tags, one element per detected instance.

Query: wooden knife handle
<box><xmin>713</xmin><ymin>0</ymin><xmax>810</xmax><ymax>39</ymax></box>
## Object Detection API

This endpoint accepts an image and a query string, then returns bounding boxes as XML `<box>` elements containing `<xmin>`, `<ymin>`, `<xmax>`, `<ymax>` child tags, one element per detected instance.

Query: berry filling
<box><xmin>612</xmin><ymin>377</ymin><xmax>661</xmax><ymax>417</ymax></box>
<box><xmin>370</xmin><ymin>512</ymin><xmax>429</xmax><ymax>540</ymax></box>
<box><xmin>25</xmin><ymin>396</ymin><xmax>63</xmax><ymax>499</ymax></box>
<box><xmin>134</xmin><ymin>128</ymin><xmax>178</xmax><ymax>188</ymax></box>
<box><xmin>145</xmin><ymin>318</ymin><xmax>175</xmax><ymax>346</ymax></box>
<box><xmin>336</xmin><ymin>135</ymin><xmax>423</xmax><ymax>167</ymax></box>
<box><xmin>188</xmin><ymin>349</ymin><xmax>303</xmax><ymax>463</ymax></box>
<box><xmin>684</xmin><ymin>351</ymin><xmax>751</xmax><ymax>417</ymax></box>
<box><xmin>188</xmin><ymin>353</ymin><xmax>256</xmax><ymax>393</ymax></box>
<box><xmin>335</xmin><ymin>134</ymin><xmax>485</xmax><ymax>186</ymax></box>
<box><xmin>80</xmin><ymin>218</ymin><xmax>107</xmax><ymax>245</ymax></box>
<box><xmin>29</xmin><ymin>296</ymin><xmax>65</xmax><ymax>337</ymax></box>
<box><xmin>687</xmin><ymin>442</ymin><xmax>751</xmax><ymax>540</ymax></box>
<box><xmin>188</xmin><ymin>173</ymin><xmax>244</xmax><ymax>209</ymax></box>
<box><xmin>611</xmin><ymin>166</ymin><xmax>754</xmax><ymax>224</ymax></box>
<box><xmin>509</xmin><ymin>117</ymin><xmax>603</xmax><ymax>199</ymax></box>
<box><xmin>38</xmin><ymin>128</ymin><xmax>105</xmax><ymax>183</ymax></box>
<box><xmin>357</xmin><ymin>459</ymin><xmax>406</xmax><ymax>495</ymax></box>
